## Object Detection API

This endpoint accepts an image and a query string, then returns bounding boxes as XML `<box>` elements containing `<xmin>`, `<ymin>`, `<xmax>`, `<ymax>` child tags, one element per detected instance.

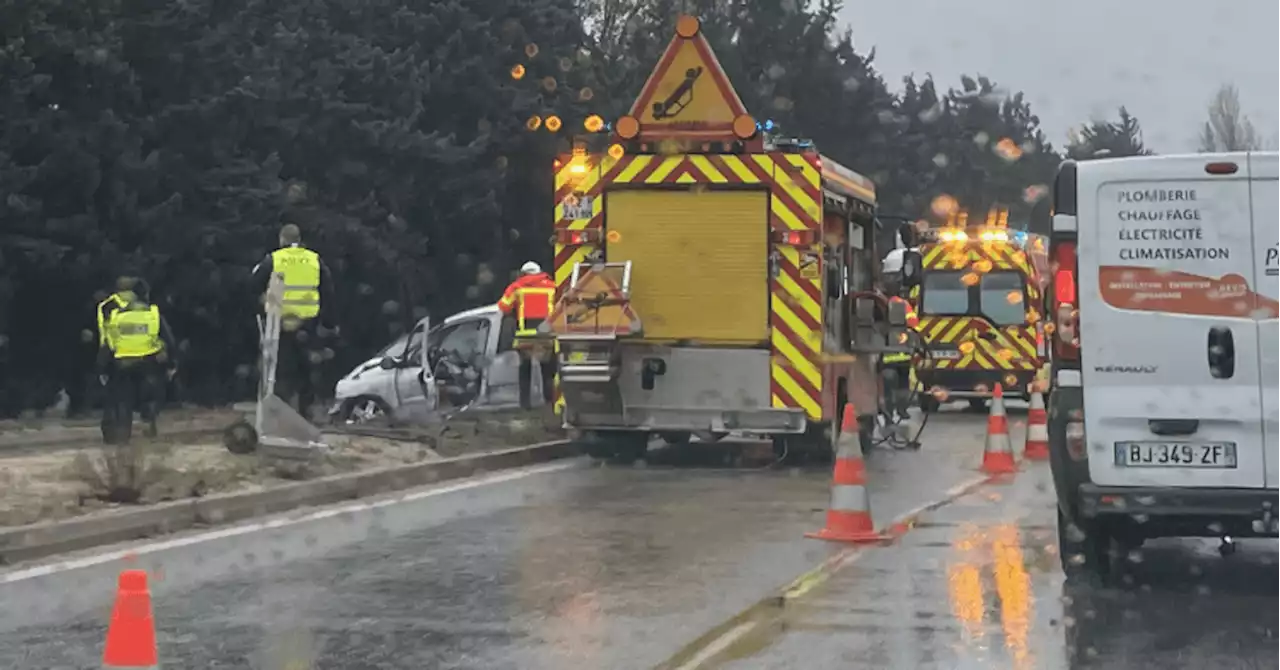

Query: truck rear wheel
<box><xmin>585</xmin><ymin>430</ymin><xmax>649</xmax><ymax>464</ymax></box>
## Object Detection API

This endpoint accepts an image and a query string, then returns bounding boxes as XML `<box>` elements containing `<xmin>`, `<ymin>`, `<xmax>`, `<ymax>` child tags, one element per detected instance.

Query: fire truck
<box><xmin>538</xmin><ymin>15</ymin><xmax>914</xmax><ymax>461</ymax></box>
<box><xmin>911</xmin><ymin>208</ymin><xmax>1050</xmax><ymax>412</ymax></box>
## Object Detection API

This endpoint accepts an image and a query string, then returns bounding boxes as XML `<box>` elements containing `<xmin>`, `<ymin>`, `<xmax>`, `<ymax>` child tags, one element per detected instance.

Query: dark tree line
<box><xmin>0</xmin><ymin>0</ymin><xmax>1151</xmax><ymax>415</ymax></box>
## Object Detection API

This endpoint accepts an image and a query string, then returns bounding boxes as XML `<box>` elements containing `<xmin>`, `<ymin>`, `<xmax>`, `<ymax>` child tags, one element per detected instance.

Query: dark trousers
<box><xmin>102</xmin><ymin>357</ymin><xmax>162</xmax><ymax>444</ymax></box>
<box><xmin>275</xmin><ymin>325</ymin><xmax>320</xmax><ymax>418</ymax></box>
<box><xmin>518</xmin><ymin>349</ymin><xmax>556</xmax><ymax>409</ymax></box>
<box><xmin>880</xmin><ymin>363</ymin><xmax>912</xmax><ymax>420</ymax></box>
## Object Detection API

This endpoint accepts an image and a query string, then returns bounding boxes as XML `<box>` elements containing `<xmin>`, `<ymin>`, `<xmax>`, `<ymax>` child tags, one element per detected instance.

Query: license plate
<box><xmin>930</xmin><ymin>349</ymin><xmax>961</xmax><ymax>360</ymax></box>
<box><xmin>1114</xmin><ymin>441</ymin><xmax>1238</xmax><ymax>468</ymax></box>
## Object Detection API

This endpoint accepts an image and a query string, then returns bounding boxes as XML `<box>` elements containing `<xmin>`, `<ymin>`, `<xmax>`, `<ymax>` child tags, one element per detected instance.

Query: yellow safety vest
<box><xmin>108</xmin><ymin>305</ymin><xmax>163</xmax><ymax>359</ymax></box>
<box><xmin>882</xmin><ymin>351</ymin><xmax>912</xmax><ymax>364</ymax></box>
<box><xmin>515</xmin><ymin>287</ymin><xmax>555</xmax><ymax>337</ymax></box>
<box><xmin>271</xmin><ymin>246</ymin><xmax>321</xmax><ymax>320</ymax></box>
<box><xmin>96</xmin><ymin>293</ymin><xmax>129</xmax><ymax>347</ymax></box>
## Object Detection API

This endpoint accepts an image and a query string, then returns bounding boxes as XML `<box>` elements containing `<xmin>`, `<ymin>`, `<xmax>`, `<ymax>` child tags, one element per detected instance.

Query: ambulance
<box><xmin>1046</xmin><ymin>152</ymin><xmax>1279</xmax><ymax>580</ymax></box>
<box><xmin>912</xmin><ymin>209</ymin><xmax>1049</xmax><ymax>412</ymax></box>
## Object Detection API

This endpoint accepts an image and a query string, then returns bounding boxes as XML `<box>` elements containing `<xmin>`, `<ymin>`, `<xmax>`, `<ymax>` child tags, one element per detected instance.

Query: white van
<box><xmin>1046</xmin><ymin>152</ymin><xmax>1279</xmax><ymax>580</ymax></box>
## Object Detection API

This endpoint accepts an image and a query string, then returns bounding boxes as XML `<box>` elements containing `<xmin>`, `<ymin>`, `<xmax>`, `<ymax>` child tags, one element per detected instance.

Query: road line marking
<box><xmin>671</xmin><ymin>620</ymin><xmax>758</xmax><ymax>670</ymax></box>
<box><xmin>655</xmin><ymin>473</ymin><xmax>999</xmax><ymax>670</ymax></box>
<box><xmin>0</xmin><ymin>460</ymin><xmax>580</xmax><ymax>584</ymax></box>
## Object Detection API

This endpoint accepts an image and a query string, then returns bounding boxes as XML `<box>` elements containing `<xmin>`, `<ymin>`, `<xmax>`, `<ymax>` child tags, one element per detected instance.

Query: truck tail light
<box><xmin>556</xmin><ymin>229</ymin><xmax>601</xmax><ymax>246</ymax></box>
<box><xmin>1050</xmin><ymin>240</ymin><xmax>1079</xmax><ymax>362</ymax></box>
<box><xmin>771</xmin><ymin>229</ymin><xmax>816</xmax><ymax>246</ymax></box>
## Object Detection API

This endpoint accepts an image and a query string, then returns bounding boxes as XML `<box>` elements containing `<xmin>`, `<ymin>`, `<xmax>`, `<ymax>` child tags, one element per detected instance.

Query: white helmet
<box><xmin>520</xmin><ymin>261</ymin><xmax>542</xmax><ymax>275</ymax></box>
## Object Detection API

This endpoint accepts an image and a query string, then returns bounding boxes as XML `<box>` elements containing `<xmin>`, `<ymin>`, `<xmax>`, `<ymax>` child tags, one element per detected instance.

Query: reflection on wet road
<box><xmin>0</xmin><ymin>408</ymin><xmax>1274</xmax><ymax>669</ymax></box>
<box><xmin>711</xmin><ymin>466</ymin><xmax>1278</xmax><ymax>670</ymax></box>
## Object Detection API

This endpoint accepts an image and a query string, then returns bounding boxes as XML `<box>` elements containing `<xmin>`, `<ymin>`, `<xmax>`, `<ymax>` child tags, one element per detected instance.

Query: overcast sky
<box><xmin>839</xmin><ymin>0</ymin><xmax>1279</xmax><ymax>153</ymax></box>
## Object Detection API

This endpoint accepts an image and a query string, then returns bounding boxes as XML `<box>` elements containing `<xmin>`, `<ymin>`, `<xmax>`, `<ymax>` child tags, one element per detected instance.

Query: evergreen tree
<box><xmin>1067</xmin><ymin>107</ymin><xmax>1152</xmax><ymax>160</ymax></box>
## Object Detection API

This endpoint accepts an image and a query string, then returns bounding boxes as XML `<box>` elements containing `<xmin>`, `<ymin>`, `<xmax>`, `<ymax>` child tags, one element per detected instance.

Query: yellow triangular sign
<box><xmin>625</xmin><ymin>15</ymin><xmax>749</xmax><ymax>141</ymax></box>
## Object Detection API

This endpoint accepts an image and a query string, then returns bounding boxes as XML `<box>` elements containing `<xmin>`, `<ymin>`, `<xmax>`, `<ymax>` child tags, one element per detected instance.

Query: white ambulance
<box><xmin>1046</xmin><ymin>151</ymin><xmax>1279</xmax><ymax>580</ymax></box>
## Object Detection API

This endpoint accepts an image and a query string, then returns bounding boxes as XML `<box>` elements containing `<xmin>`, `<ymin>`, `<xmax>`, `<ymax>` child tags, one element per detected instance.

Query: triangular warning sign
<box><xmin>544</xmin><ymin>266</ymin><xmax>642</xmax><ymax>337</ymax></box>
<box><xmin>625</xmin><ymin>15</ymin><xmax>749</xmax><ymax>141</ymax></box>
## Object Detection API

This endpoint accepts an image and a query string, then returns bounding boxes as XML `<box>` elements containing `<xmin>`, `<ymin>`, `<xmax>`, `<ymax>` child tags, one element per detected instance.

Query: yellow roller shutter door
<box><xmin>605</xmin><ymin>189</ymin><xmax>769</xmax><ymax>343</ymax></box>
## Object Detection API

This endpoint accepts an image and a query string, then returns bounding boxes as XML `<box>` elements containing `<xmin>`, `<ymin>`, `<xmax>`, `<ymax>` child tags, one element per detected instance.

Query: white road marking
<box><xmin>1</xmin><ymin>460</ymin><xmax>579</xmax><ymax>584</ymax></box>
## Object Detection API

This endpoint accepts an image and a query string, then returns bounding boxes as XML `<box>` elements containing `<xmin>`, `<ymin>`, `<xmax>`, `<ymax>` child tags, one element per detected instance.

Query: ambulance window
<box><xmin>921</xmin><ymin>271</ymin><xmax>969</xmax><ymax>315</ymax></box>
<box><xmin>978</xmin><ymin>272</ymin><xmax>1027</xmax><ymax>325</ymax></box>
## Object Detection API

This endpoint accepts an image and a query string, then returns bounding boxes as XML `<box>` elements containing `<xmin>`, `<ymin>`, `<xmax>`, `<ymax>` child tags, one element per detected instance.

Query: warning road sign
<box><xmin>625</xmin><ymin>15</ymin><xmax>748</xmax><ymax>141</ymax></box>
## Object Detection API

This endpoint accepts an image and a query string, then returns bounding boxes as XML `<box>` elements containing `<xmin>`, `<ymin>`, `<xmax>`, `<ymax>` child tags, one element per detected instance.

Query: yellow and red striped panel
<box><xmin>550</xmin><ymin>152</ymin><xmax>826</xmax><ymax>420</ymax></box>
<box><xmin>915</xmin><ymin>316</ymin><xmax>1039</xmax><ymax>371</ymax></box>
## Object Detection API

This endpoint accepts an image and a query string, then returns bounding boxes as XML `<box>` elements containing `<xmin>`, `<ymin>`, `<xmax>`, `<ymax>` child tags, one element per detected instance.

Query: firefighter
<box><xmin>98</xmin><ymin>287</ymin><xmax>178</xmax><ymax>444</ymax></box>
<box><xmin>879</xmin><ymin>247</ymin><xmax>919</xmax><ymax>427</ymax></box>
<box><xmin>250</xmin><ymin>223</ymin><xmax>337</xmax><ymax>421</ymax></box>
<box><xmin>497</xmin><ymin>261</ymin><xmax>556</xmax><ymax>409</ymax></box>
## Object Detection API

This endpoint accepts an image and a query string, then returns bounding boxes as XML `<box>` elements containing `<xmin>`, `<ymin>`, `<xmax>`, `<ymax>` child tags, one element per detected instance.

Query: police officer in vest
<box><xmin>251</xmin><ymin>223</ymin><xmax>336</xmax><ymax>420</ymax></box>
<box><xmin>497</xmin><ymin>261</ymin><xmax>556</xmax><ymax>409</ymax></box>
<box><xmin>98</xmin><ymin>284</ymin><xmax>178</xmax><ymax>443</ymax></box>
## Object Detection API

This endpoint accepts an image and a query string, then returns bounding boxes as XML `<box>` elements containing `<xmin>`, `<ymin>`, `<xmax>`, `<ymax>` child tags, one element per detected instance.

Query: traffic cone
<box><xmin>103</xmin><ymin>569</ymin><xmax>159</xmax><ymax>669</ymax></box>
<box><xmin>1023</xmin><ymin>389</ymin><xmax>1050</xmax><ymax>461</ymax></box>
<box><xmin>980</xmin><ymin>383</ymin><xmax>1017</xmax><ymax>475</ymax></box>
<box><xmin>806</xmin><ymin>403</ymin><xmax>887</xmax><ymax>543</ymax></box>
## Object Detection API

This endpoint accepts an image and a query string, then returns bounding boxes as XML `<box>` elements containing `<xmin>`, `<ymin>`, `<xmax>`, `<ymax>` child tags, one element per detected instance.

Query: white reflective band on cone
<box><xmin>829</xmin><ymin>484</ymin><xmax>872</xmax><ymax>512</ymax></box>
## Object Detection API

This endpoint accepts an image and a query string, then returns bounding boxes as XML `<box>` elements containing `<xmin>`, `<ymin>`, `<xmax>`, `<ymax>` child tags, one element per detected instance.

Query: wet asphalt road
<box><xmin>1</xmin><ymin>404</ymin><xmax>1274</xmax><ymax>669</ymax></box>
<box><xmin>0</xmin><ymin>407</ymin><xmax>989</xmax><ymax>669</ymax></box>
<box><xmin>709</xmin><ymin>465</ymin><xmax>1279</xmax><ymax>670</ymax></box>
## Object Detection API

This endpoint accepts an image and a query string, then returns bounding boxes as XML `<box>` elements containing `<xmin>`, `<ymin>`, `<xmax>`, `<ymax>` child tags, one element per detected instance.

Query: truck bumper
<box><xmin>917</xmin><ymin>368</ymin><xmax>1036</xmax><ymax>397</ymax></box>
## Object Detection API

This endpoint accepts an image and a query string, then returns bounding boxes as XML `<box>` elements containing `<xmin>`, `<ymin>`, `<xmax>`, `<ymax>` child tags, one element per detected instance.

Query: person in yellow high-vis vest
<box><xmin>97</xmin><ymin>289</ymin><xmax>178</xmax><ymax>444</ymax></box>
<box><xmin>251</xmin><ymin>223</ymin><xmax>336</xmax><ymax>420</ymax></box>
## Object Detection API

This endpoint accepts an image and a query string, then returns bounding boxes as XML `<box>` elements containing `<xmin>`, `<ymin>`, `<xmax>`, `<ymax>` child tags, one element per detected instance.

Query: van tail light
<box><xmin>1065</xmin><ymin>418</ymin><xmax>1086</xmax><ymax>461</ymax></box>
<box><xmin>1050</xmin><ymin>240</ymin><xmax>1079</xmax><ymax>362</ymax></box>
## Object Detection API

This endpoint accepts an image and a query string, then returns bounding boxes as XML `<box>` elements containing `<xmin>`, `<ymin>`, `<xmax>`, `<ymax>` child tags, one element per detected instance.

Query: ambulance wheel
<box><xmin>968</xmin><ymin>398</ymin><xmax>987</xmax><ymax>412</ymax></box>
<box><xmin>1057</xmin><ymin>508</ymin><xmax>1116</xmax><ymax>585</ymax></box>
<box><xmin>918</xmin><ymin>395</ymin><xmax>940</xmax><ymax>414</ymax></box>
<box><xmin>222</xmin><ymin>419</ymin><xmax>258</xmax><ymax>455</ymax></box>
<box><xmin>659</xmin><ymin>431</ymin><xmax>692</xmax><ymax>446</ymax></box>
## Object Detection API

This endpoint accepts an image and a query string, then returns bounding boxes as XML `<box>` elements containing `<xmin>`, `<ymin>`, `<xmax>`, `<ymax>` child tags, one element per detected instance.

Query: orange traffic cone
<box><xmin>103</xmin><ymin>569</ymin><xmax>159</xmax><ymax>669</ymax></box>
<box><xmin>980</xmin><ymin>383</ymin><xmax>1017</xmax><ymax>475</ymax></box>
<box><xmin>806</xmin><ymin>403</ymin><xmax>887</xmax><ymax>543</ymax></box>
<box><xmin>1023</xmin><ymin>389</ymin><xmax>1050</xmax><ymax>461</ymax></box>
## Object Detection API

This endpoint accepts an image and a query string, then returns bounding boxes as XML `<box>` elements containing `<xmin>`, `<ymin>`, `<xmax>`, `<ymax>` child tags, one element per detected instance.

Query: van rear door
<box><xmin>1077</xmin><ymin>154</ymin><xmax>1266</xmax><ymax>488</ymax></box>
<box><xmin>1248</xmin><ymin>152</ymin><xmax>1279</xmax><ymax>489</ymax></box>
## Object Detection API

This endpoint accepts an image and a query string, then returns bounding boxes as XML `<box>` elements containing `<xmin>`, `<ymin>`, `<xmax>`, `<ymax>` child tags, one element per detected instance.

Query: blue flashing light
<box><xmin>1013</xmin><ymin>230</ymin><xmax>1028</xmax><ymax>245</ymax></box>
<box><xmin>763</xmin><ymin>119</ymin><xmax>776</xmax><ymax>132</ymax></box>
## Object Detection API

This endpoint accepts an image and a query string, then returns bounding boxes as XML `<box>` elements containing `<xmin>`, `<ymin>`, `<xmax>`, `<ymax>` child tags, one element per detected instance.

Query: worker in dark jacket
<box><xmin>250</xmin><ymin>223</ymin><xmax>336</xmax><ymax>420</ymax></box>
<box><xmin>98</xmin><ymin>284</ymin><xmax>178</xmax><ymax>443</ymax></box>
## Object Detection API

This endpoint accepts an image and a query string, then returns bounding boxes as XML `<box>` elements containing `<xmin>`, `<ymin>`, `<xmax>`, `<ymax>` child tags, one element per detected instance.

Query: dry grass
<box><xmin>0</xmin><ymin>408</ymin><xmax>565</xmax><ymax>528</ymax></box>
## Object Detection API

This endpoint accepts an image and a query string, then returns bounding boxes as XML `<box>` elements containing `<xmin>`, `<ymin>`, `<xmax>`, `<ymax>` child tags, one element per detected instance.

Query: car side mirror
<box><xmin>378</xmin><ymin>356</ymin><xmax>398</xmax><ymax>370</ymax></box>
<box><xmin>901</xmin><ymin>251</ymin><xmax>923</xmax><ymax>288</ymax></box>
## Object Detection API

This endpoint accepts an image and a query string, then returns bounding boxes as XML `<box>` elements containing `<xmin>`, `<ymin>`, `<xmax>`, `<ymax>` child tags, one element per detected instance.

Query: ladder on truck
<box><xmin>541</xmin><ymin>262</ymin><xmax>642</xmax><ymax>415</ymax></box>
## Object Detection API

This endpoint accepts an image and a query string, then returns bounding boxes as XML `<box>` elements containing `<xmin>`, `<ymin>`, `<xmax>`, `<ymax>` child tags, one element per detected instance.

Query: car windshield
<box><xmin>978</xmin><ymin>271</ymin><xmax>1027</xmax><ymax>326</ymax></box>
<box><xmin>921</xmin><ymin>270</ymin><xmax>969</xmax><ymax>315</ymax></box>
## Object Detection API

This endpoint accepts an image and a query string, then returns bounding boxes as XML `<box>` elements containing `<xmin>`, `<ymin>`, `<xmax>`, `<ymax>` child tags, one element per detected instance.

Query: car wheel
<box><xmin>968</xmin><ymin>398</ymin><xmax>987</xmax><ymax>412</ymax></box>
<box><xmin>338</xmin><ymin>396</ymin><xmax>392</xmax><ymax>425</ymax></box>
<box><xmin>222</xmin><ymin>419</ymin><xmax>258</xmax><ymax>455</ymax></box>
<box><xmin>1057</xmin><ymin>508</ymin><xmax>1115</xmax><ymax>584</ymax></box>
